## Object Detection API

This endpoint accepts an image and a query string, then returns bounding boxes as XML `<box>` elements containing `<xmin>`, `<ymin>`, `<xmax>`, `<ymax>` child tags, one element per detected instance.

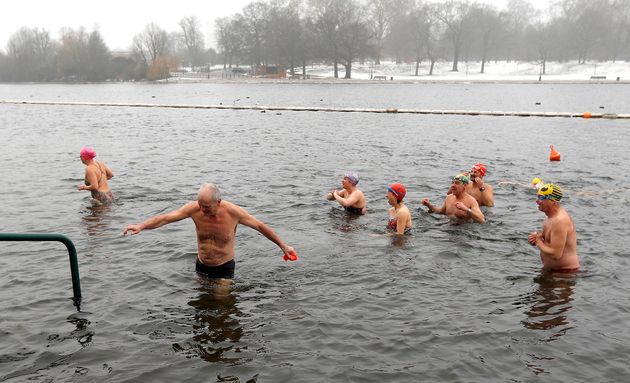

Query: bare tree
<box><xmin>133</xmin><ymin>22</ymin><xmax>170</xmax><ymax>66</ymax></box>
<box><xmin>367</xmin><ymin>0</ymin><xmax>392</xmax><ymax>65</ymax></box>
<box><xmin>216</xmin><ymin>15</ymin><xmax>248</xmax><ymax>68</ymax></box>
<box><xmin>267</xmin><ymin>0</ymin><xmax>305</xmax><ymax>75</ymax></box>
<box><xmin>179</xmin><ymin>16</ymin><xmax>206</xmax><ymax>67</ymax></box>
<box><xmin>468</xmin><ymin>4</ymin><xmax>504</xmax><ymax>73</ymax></box>
<box><xmin>309</xmin><ymin>0</ymin><xmax>343</xmax><ymax>78</ymax></box>
<box><xmin>337</xmin><ymin>0</ymin><xmax>372</xmax><ymax>78</ymax></box>
<box><xmin>6</xmin><ymin>27</ymin><xmax>57</xmax><ymax>81</ymax></box>
<box><xmin>434</xmin><ymin>0</ymin><xmax>473</xmax><ymax>71</ymax></box>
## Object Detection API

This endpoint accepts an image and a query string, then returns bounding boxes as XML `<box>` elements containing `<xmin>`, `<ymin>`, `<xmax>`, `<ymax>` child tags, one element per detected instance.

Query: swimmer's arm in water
<box><xmin>530</xmin><ymin>224</ymin><xmax>568</xmax><ymax>260</ymax></box>
<box><xmin>464</xmin><ymin>199</ymin><xmax>485</xmax><ymax>224</ymax></box>
<box><xmin>236</xmin><ymin>205</ymin><xmax>295</xmax><ymax>256</ymax></box>
<box><xmin>78</xmin><ymin>166</ymin><xmax>99</xmax><ymax>191</ymax></box>
<box><xmin>422</xmin><ymin>198</ymin><xmax>445</xmax><ymax>214</ymax></box>
<box><xmin>332</xmin><ymin>189</ymin><xmax>359</xmax><ymax>208</ymax></box>
<box><xmin>103</xmin><ymin>163</ymin><xmax>114</xmax><ymax>180</ymax></box>
<box><xmin>123</xmin><ymin>203</ymin><xmax>193</xmax><ymax>235</ymax></box>
<box><xmin>395</xmin><ymin>209</ymin><xmax>410</xmax><ymax>235</ymax></box>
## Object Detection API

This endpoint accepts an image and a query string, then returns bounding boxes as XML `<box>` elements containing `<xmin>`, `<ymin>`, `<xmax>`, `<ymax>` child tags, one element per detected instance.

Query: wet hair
<box><xmin>198</xmin><ymin>183</ymin><xmax>221</xmax><ymax>202</ymax></box>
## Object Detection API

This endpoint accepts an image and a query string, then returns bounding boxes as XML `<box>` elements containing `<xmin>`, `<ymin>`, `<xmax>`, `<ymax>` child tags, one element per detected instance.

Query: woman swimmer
<box><xmin>386</xmin><ymin>183</ymin><xmax>412</xmax><ymax>235</ymax></box>
<box><xmin>78</xmin><ymin>147</ymin><xmax>114</xmax><ymax>204</ymax></box>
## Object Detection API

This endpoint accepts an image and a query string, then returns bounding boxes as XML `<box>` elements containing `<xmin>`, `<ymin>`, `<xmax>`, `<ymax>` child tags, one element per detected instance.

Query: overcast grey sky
<box><xmin>1</xmin><ymin>0</ymin><xmax>549</xmax><ymax>52</ymax></box>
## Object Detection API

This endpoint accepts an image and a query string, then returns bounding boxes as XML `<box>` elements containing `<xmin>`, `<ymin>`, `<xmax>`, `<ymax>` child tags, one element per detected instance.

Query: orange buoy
<box><xmin>549</xmin><ymin>145</ymin><xmax>561</xmax><ymax>161</ymax></box>
<box><xmin>583</xmin><ymin>112</ymin><xmax>592</xmax><ymax>118</ymax></box>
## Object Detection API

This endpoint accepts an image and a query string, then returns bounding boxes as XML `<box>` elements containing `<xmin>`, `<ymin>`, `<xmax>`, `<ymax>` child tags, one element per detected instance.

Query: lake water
<box><xmin>1</xmin><ymin>82</ymin><xmax>629</xmax><ymax>382</ymax></box>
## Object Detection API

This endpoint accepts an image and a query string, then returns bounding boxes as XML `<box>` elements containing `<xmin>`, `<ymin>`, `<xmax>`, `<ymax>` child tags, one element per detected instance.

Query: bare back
<box><xmin>540</xmin><ymin>208</ymin><xmax>579</xmax><ymax>270</ymax></box>
<box><xmin>85</xmin><ymin>160</ymin><xmax>112</xmax><ymax>193</ymax></box>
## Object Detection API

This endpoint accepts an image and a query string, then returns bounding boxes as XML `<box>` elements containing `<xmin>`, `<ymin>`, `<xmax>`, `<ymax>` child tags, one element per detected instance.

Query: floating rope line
<box><xmin>2</xmin><ymin>99</ymin><xmax>628</xmax><ymax>119</ymax></box>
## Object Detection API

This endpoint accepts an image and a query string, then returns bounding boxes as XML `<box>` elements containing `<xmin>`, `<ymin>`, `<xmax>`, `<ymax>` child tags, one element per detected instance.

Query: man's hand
<box><xmin>528</xmin><ymin>231</ymin><xmax>540</xmax><ymax>246</ymax></box>
<box><xmin>455</xmin><ymin>201</ymin><xmax>467</xmax><ymax>211</ymax></box>
<box><xmin>123</xmin><ymin>224</ymin><xmax>142</xmax><ymax>236</ymax></box>
<box><xmin>282</xmin><ymin>246</ymin><xmax>298</xmax><ymax>261</ymax></box>
<box><xmin>421</xmin><ymin>198</ymin><xmax>430</xmax><ymax>207</ymax></box>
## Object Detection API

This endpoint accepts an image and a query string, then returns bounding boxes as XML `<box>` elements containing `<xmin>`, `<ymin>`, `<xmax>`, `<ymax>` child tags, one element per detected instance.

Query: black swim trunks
<box><xmin>345</xmin><ymin>206</ymin><xmax>365</xmax><ymax>215</ymax></box>
<box><xmin>195</xmin><ymin>258</ymin><xmax>235</xmax><ymax>279</ymax></box>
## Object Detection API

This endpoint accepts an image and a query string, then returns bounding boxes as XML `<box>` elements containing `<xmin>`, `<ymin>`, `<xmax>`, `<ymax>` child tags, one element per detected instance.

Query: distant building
<box><xmin>254</xmin><ymin>65</ymin><xmax>286</xmax><ymax>78</ymax></box>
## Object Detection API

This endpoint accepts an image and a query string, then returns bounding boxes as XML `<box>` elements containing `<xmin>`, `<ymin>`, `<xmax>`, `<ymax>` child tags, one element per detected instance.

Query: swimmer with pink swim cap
<box><xmin>80</xmin><ymin>147</ymin><xmax>97</xmax><ymax>160</ymax></box>
<box><xmin>78</xmin><ymin>147</ymin><xmax>115</xmax><ymax>204</ymax></box>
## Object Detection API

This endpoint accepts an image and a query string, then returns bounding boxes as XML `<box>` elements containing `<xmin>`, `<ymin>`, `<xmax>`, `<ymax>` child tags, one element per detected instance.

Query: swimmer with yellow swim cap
<box><xmin>531</xmin><ymin>177</ymin><xmax>544</xmax><ymax>190</ymax></box>
<box><xmin>422</xmin><ymin>173</ymin><xmax>485</xmax><ymax>223</ymax></box>
<box><xmin>528</xmin><ymin>183</ymin><xmax>580</xmax><ymax>272</ymax></box>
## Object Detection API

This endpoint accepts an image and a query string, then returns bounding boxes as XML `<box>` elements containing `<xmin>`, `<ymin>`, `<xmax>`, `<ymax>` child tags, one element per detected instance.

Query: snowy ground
<box><xmin>170</xmin><ymin>60</ymin><xmax>630</xmax><ymax>82</ymax></box>
<box><xmin>306</xmin><ymin>60</ymin><xmax>630</xmax><ymax>82</ymax></box>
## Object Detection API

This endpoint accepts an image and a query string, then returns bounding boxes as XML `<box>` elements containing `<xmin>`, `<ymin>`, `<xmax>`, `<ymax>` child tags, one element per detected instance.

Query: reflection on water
<box><xmin>521</xmin><ymin>271</ymin><xmax>577</xmax><ymax>337</ymax></box>
<box><xmin>81</xmin><ymin>203</ymin><xmax>111</xmax><ymax>237</ymax></box>
<box><xmin>173</xmin><ymin>279</ymin><xmax>245</xmax><ymax>365</ymax></box>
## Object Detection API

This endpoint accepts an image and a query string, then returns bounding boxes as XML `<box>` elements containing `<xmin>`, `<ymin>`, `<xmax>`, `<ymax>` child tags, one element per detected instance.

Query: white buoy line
<box><xmin>1</xmin><ymin>100</ymin><xmax>628</xmax><ymax>119</ymax></box>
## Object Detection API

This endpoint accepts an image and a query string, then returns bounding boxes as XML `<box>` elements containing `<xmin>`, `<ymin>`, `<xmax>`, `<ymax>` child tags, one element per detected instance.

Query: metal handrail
<box><xmin>0</xmin><ymin>233</ymin><xmax>81</xmax><ymax>308</ymax></box>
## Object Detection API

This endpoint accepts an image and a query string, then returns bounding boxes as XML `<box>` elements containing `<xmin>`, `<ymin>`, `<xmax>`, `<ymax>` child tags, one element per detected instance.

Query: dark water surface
<box><xmin>1</xmin><ymin>83</ymin><xmax>629</xmax><ymax>382</ymax></box>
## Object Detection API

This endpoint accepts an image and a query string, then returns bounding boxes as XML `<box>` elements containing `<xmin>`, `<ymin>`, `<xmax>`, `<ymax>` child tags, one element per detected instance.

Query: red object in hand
<box><xmin>283</xmin><ymin>250</ymin><xmax>298</xmax><ymax>261</ymax></box>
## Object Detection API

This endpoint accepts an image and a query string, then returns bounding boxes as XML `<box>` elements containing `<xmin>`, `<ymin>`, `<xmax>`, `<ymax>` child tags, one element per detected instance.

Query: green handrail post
<box><xmin>0</xmin><ymin>233</ymin><xmax>81</xmax><ymax>308</ymax></box>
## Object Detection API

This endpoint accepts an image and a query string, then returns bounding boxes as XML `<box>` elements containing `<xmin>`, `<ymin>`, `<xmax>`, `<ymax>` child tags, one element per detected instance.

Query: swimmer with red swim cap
<box><xmin>528</xmin><ymin>184</ymin><xmax>580</xmax><ymax>272</ymax></box>
<box><xmin>386</xmin><ymin>182</ymin><xmax>412</xmax><ymax>234</ymax></box>
<box><xmin>326</xmin><ymin>171</ymin><xmax>367</xmax><ymax>215</ymax></box>
<box><xmin>466</xmin><ymin>163</ymin><xmax>494</xmax><ymax>207</ymax></box>
<box><xmin>423</xmin><ymin>173</ymin><xmax>485</xmax><ymax>223</ymax></box>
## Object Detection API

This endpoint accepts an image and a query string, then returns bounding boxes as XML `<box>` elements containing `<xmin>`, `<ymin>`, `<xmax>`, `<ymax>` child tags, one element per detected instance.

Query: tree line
<box><xmin>1</xmin><ymin>0</ymin><xmax>629</xmax><ymax>82</ymax></box>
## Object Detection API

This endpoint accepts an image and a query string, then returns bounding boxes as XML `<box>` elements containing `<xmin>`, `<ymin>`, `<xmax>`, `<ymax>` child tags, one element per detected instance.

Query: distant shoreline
<box><xmin>159</xmin><ymin>77</ymin><xmax>630</xmax><ymax>85</ymax></box>
<box><xmin>2</xmin><ymin>78</ymin><xmax>630</xmax><ymax>85</ymax></box>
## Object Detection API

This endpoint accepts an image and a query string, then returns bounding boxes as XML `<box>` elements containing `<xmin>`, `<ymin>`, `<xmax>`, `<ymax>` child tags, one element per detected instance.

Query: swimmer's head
<box><xmin>80</xmin><ymin>147</ymin><xmax>96</xmax><ymax>160</ymax></box>
<box><xmin>344</xmin><ymin>171</ymin><xmax>359</xmax><ymax>186</ymax></box>
<box><xmin>198</xmin><ymin>183</ymin><xmax>221</xmax><ymax>201</ymax></box>
<box><xmin>471</xmin><ymin>163</ymin><xmax>487</xmax><ymax>177</ymax></box>
<box><xmin>452</xmin><ymin>173</ymin><xmax>470</xmax><ymax>185</ymax></box>
<box><xmin>537</xmin><ymin>183</ymin><xmax>562</xmax><ymax>202</ymax></box>
<box><xmin>387</xmin><ymin>182</ymin><xmax>406</xmax><ymax>203</ymax></box>
<box><xmin>531</xmin><ymin>177</ymin><xmax>544</xmax><ymax>190</ymax></box>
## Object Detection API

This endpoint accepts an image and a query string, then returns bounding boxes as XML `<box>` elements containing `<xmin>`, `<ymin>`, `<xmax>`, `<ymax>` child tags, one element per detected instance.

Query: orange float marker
<box><xmin>283</xmin><ymin>250</ymin><xmax>298</xmax><ymax>261</ymax></box>
<box><xmin>549</xmin><ymin>145</ymin><xmax>561</xmax><ymax>161</ymax></box>
<box><xmin>583</xmin><ymin>112</ymin><xmax>592</xmax><ymax>118</ymax></box>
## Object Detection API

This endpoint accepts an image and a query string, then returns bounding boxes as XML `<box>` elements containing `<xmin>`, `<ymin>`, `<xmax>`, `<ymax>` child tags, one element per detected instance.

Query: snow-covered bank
<box><xmin>307</xmin><ymin>60</ymin><xmax>630</xmax><ymax>82</ymax></box>
<box><xmin>166</xmin><ymin>60</ymin><xmax>630</xmax><ymax>83</ymax></box>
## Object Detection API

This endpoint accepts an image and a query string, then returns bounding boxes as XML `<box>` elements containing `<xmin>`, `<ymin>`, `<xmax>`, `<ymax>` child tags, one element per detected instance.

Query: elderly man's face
<box><xmin>198</xmin><ymin>194</ymin><xmax>220</xmax><ymax>216</ymax></box>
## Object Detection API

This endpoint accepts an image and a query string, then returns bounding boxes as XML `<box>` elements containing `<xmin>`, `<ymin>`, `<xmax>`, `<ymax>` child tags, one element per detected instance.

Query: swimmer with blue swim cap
<box><xmin>326</xmin><ymin>171</ymin><xmax>367</xmax><ymax>215</ymax></box>
<box><xmin>528</xmin><ymin>183</ymin><xmax>580</xmax><ymax>272</ymax></box>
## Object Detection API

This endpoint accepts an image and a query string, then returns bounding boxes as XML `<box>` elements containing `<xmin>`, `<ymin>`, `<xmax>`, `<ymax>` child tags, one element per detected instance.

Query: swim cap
<box><xmin>80</xmin><ymin>147</ymin><xmax>96</xmax><ymax>160</ymax></box>
<box><xmin>388</xmin><ymin>183</ymin><xmax>406</xmax><ymax>202</ymax></box>
<box><xmin>452</xmin><ymin>173</ymin><xmax>470</xmax><ymax>184</ymax></box>
<box><xmin>537</xmin><ymin>183</ymin><xmax>563</xmax><ymax>202</ymax></box>
<box><xmin>345</xmin><ymin>171</ymin><xmax>359</xmax><ymax>186</ymax></box>
<box><xmin>471</xmin><ymin>163</ymin><xmax>487</xmax><ymax>176</ymax></box>
<box><xmin>531</xmin><ymin>177</ymin><xmax>544</xmax><ymax>189</ymax></box>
